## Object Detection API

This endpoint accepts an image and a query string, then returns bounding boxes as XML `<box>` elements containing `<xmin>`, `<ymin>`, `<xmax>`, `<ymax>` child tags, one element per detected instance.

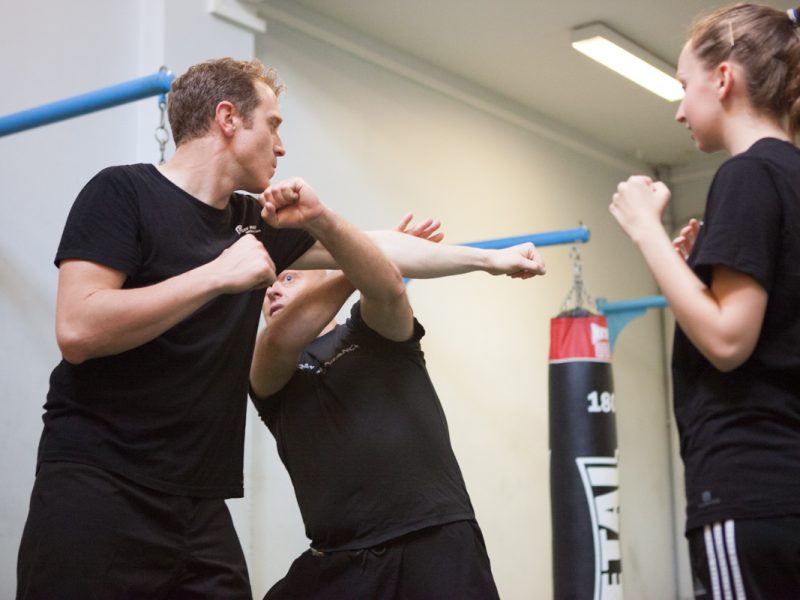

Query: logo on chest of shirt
<box><xmin>298</xmin><ymin>343</ymin><xmax>360</xmax><ymax>375</ymax></box>
<box><xmin>235</xmin><ymin>224</ymin><xmax>261</xmax><ymax>236</ymax></box>
<box><xmin>697</xmin><ymin>490</ymin><xmax>721</xmax><ymax>510</ymax></box>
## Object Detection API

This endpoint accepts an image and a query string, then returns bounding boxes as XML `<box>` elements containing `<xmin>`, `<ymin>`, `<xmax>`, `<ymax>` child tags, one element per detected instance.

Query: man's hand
<box><xmin>211</xmin><ymin>234</ymin><xmax>276</xmax><ymax>293</ymax></box>
<box><xmin>486</xmin><ymin>243</ymin><xmax>546</xmax><ymax>278</ymax></box>
<box><xmin>258</xmin><ymin>177</ymin><xmax>327</xmax><ymax>230</ymax></box>
<box><xmin>394</xmin><ymin>213</ymin><xmax>444</xmax><ymax>243</ymax></box>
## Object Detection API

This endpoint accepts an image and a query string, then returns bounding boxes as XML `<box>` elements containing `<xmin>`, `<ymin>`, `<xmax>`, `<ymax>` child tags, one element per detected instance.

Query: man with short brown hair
<box><xmin>17</xmin><ymin>57</ymin><xmax>544</xmax><ymax>599</ymax></box>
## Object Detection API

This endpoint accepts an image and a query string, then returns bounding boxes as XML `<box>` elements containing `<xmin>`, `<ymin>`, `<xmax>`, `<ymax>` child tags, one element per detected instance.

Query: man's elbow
<box><xmin>249</xmin><ymin>373</ymin><xmax>269</xmax><ymax>401</ymax></box>
<box><xmin>359</xmin><ymin>265</ymin><xmax>407</xmax><ymax>304</ymax></box>
<box><xmin>384</xmin><ymin>270</ymin><xmax>408</xmax><ymax>302</ymax></box>
<box><xmin>250</xmin><ymin>346</ymin><xmax>297</xmax><ymax>400</ymax></box>
<box><xmin>262</xmin><ymin>328</ymin><xmax>301</xmax><ymax>356</ymax></box>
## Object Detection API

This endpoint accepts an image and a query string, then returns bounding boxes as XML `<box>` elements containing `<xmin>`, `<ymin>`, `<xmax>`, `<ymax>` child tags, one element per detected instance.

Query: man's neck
<box><xmin>157</xmin><ymin>139</ymin><xmax>237</xmax><ymax>209</ymax></box>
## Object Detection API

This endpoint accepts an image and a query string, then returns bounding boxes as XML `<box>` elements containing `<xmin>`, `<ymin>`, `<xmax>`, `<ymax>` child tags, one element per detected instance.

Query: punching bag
<box><xmin>549</xmin><ymin>309</ymin><xmax>622</xmax><ymax>600</ymax></box>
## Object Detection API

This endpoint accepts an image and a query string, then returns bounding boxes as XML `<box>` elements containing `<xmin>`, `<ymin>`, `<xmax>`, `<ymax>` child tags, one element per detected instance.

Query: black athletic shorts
<box><xmin>687</xmin><ymin>516</ymin><xmax>800</xmax><ymax>600</ymax></box>
<box><xmin>17</xmin><ymin>461</ymin><xmax>251</xmax><ymax>600</ymax></box>
<box><xmin>263</xmin><ymin>519</ymin><xmax>499</xmax><ymax>600</ymax></box>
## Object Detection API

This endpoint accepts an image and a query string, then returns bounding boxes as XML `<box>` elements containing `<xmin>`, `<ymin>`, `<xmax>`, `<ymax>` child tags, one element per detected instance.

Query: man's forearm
<box><xmin>367</xmin><ymin>230</ymin><xmax>550</xmax><ymax>279</ymax></box>
<box><xmin>57</xmin><ymin>261</ymin><xmax>231</xmax><ymax>364</ymax></box>
<box><xmin>250</xmin><ymin>274</ymin><xmax>355</xmax><ymax>399</ymax></box>
<box><xmin>366</xmin><ymin>230</ymin><xmax>489</xmax><ymax>278</ymax></box>
<box><xmin>266</xmin><ymin>273</ymin><xmax>355</xmax><ymax>351</ymax></box>
<box><xmin>57</xmin><ymin>235</ymin><xmax>276</xmax><ymax>364</ymax></box>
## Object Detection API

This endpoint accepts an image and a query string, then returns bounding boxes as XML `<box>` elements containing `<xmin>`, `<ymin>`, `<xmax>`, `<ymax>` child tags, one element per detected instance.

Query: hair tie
<box><xmin>788</xmin><ymin>8</ymin><xmax>800</xmax><ymax>27</ymax></box>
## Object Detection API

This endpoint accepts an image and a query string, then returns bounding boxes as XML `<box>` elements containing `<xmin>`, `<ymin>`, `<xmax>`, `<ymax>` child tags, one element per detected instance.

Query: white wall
<box><xmin>0</xmin><ymin>3</ymin><xmax>143</xmax><ymax>596</ymax></box>
<box><xmin>0</xmin><ymin>2</ymin><xmax>707</xmax><ymax>598</ymax></box>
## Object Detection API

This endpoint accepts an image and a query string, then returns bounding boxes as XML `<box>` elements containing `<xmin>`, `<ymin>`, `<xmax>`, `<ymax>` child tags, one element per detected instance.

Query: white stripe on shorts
<box><xmin>713</xmin><ymin>522</ymin><xmax>734</xmax><ymax>599</ymax></box>
<box><xmin>723</xmin><ymin>520</ymin><xmax>746</xmax><ymax>600</ymax></box>
<box><xmin>704</xmin><ymin>520</ymin><xmax>747</xmax><ymax>600</ymax></box>
<box><xmin>704</xmin><ymin>525</ymin><xmax>723</xmax><ymax>600</ymax></box>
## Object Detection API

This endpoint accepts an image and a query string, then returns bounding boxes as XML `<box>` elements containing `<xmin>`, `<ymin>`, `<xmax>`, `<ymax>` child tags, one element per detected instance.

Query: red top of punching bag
<box><xmin>549</xmin><ymin>314</ymin><xmax>611</xmax><ymax>363</ymax></box>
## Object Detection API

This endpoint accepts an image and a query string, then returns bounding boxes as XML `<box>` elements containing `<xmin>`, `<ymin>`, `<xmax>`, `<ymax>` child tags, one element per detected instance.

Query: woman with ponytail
<box><xmin>610</xmin><ymin>4</ymin><xmax>800</xmax><ymax>599</ymax></box>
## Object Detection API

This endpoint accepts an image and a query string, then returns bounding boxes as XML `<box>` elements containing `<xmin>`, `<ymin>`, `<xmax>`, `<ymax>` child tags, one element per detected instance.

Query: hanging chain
<box><xmin>559</xmin><ymin>237</ymin><xmax>594</xmax><ymax>314</ymax></box>
<box><xmin>154</xmin><ymin>91</ymin><xmax>170</xmax><ymax>165</ymax></box>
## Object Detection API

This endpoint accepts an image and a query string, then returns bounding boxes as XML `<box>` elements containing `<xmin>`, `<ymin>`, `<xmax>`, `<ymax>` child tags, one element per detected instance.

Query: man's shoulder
<box><xmin>94</xmin><ymin>163</ymin><xmax>151</xmax><ymax>178</ymax></box>
<box><xmin>84</xmin><ymin>163</ymin><xmax>154</xmax><ymax>191</ymax></box>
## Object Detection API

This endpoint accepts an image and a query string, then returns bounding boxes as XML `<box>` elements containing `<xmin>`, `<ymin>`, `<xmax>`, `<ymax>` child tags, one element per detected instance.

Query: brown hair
<box><xmin>689</xmin><ymin>4</ymin><xmax>800</xmax><ymax>135</ymax></box>
<box><xmin>168</xmin><ymin>58</ymin><xmax>285</xmax><ymax>146</ymax></box>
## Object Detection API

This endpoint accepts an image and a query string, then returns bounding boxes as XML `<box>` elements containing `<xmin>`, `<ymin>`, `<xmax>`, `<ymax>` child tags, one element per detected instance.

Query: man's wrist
<box><xmin>303</xmin><ymin>205</ymin><xmax>339</xmax><ymax>238</ymax></box>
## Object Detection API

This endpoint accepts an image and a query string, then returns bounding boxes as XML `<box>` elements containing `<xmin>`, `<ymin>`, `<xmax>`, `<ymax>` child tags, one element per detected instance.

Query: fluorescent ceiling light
<box><xmin>571</xmin><ymin>23</ymin><xmax>684</xmax><ymax>102</ymax></box>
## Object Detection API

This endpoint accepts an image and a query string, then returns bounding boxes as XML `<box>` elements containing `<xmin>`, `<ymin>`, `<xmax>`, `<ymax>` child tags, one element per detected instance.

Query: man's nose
<box><xmin>267</xmin><ymin>283</ymin><xmax>282</xmax><ymax>300</ymax></box>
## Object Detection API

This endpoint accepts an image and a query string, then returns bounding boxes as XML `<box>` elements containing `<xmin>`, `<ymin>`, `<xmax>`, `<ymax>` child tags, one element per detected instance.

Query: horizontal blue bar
<box><xmin>0</xmin><ymin>70</ymin><xmax>175</xmax><ymax>138</ymax></box>
<box><xmin>597</xmin><ymin>295</ymin><xmax>668</xmax><ymax>314</ymax></box>
<box><xmin>462</xmin><ymin>226</ymin><xmax>590</xmax><ymax>249</ymax></box>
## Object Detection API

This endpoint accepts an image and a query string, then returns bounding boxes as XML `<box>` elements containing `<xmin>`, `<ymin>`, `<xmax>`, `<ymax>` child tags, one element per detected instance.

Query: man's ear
<box><xmin>215</xmin><ymin>100</ymin><xmax>237</xmax><ymax>137</ymax></box>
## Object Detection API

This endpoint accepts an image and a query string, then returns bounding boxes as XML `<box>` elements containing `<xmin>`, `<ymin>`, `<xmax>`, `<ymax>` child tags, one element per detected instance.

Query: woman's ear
<box><xmin>716</xmin><ymin>62</ymin><xmax>735</xmax><ymax>101</ymax></box>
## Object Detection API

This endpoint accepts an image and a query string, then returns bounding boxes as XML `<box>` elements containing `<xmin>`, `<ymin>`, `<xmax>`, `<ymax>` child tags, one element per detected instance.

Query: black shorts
<box><xmin>687</xmin><ymin>516</ymin><xmax>800</xmax><ymax>600</ymax></box>
<box><xmin>264</xmin><ymin>519</ymin><xmax>499</xmax><ymax>600</ymax></box>
<box><xmin>17</xmin><ymin>461</ymin><xmax>251</xmax><ymax>600</ymax></box>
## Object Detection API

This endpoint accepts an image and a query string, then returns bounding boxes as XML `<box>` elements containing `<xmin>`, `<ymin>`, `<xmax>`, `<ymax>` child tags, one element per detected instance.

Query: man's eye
<box><xmin>284</xmin><ymin>274</ymin><xmax>294</xmax><ymax>283</ymax></box>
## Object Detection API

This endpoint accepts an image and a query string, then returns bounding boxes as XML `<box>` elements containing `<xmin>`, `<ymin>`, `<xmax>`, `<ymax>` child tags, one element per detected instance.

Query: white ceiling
<box><xmin>254</xmin><ymin>0</ymin><xmax>782</xmax><ymax>170</ymax></box>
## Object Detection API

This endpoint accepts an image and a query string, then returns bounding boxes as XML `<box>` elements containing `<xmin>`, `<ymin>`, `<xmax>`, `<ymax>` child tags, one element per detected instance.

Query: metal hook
<box><xmin>559</xmin><ymin>223</ymin><xmax>593</xmax><ymax>314</ymax></box>
<box><xmin>154</xmin><ymin>93</ymin><xmax>170</xmax><ymax>165</ymax></box>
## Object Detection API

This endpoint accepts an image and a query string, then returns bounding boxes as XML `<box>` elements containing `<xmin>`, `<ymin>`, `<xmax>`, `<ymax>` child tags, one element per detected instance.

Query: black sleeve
<box><xmin>347</xmin><ymin>301</ymin><xmax>425</xmax><ymax>348</ymax></box>
<box><xmin>694</xmin><ymin>157</ymin><xmax>782</xmax><ymax>292</ymax></box>
<box><xmin>249</xmin><ymin>383</ymin><xmax>279</xmax><ymax>423</ymax></box>
<box><xmin>260</xmin><ymin>225</ymin><xmax>315</xmax><ymax>274</ymax></box>
<box><xmin>55</xmin><ymin>167</ymin><xmax>142</xmax><ymax>275</ymax></box>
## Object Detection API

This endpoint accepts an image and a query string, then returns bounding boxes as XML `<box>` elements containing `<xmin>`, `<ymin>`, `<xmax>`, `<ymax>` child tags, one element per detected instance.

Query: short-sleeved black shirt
<box><xmin>253</xmin><ymin>303</ymin><xmax>475</xmax><ymax>551</ymax></box>
<box><xmin>672</xmin><ymin>138</ymin><xmax>800</xmax><ymax>532</ymax></box>
<box><xmin>40</xmin><ymin>164</ymin><xmax>315</xmax><ymax>498</ymax></box>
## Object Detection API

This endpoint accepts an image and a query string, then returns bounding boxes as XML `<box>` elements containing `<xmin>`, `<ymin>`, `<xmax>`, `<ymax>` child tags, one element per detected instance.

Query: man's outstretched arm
<box><xmin>258</xmin><ymin>179</ymin><xmax>545</xmax><ymax>280</ymax></box>
<box><xmin>291</xmin><ymin>233</ymin><xmax>545</xmax><ymax>280</ymax></box>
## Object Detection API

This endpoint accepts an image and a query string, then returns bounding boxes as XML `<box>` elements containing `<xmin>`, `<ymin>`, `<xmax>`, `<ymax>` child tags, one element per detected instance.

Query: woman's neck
<box><xmin>724</xmin><ymin>111</ymin><xmax>791</xmax><ymax>155</ymax></box>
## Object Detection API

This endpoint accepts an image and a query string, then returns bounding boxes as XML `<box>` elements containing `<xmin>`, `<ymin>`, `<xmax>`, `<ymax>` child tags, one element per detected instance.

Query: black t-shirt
<box><xmin>41</xmin><ymin>164</ymin><xmax>315</xmax><ymax>498</ymax></box>
<box><xmin>672</xmin><ymin>138</ymin><xmax>800</xmax><ymax>531</ymax></box>
<box><xmin>253</xmin><ymin>303</ymin><xmax>475</xmax><ymax>551</ymax></box>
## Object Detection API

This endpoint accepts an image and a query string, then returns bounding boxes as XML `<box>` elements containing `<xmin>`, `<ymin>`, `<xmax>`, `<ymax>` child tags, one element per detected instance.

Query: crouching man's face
<box><xmin>263</xmin><ymin>270</ymin><xmax>327</xmax><ymax>321</ymax></box>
